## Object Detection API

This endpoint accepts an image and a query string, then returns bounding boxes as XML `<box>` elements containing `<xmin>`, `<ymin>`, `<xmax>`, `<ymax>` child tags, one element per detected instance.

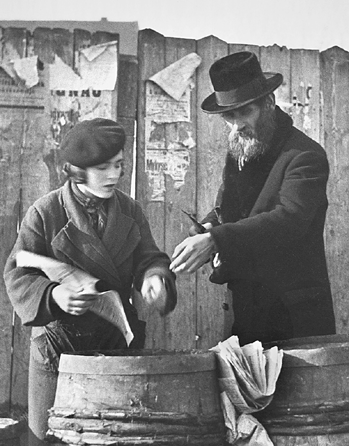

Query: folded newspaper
<box><xmin>210</xmin><ymin>335</ymin><xmax>283</xmax><ymax>445</ymax></box>
<box><xmin>16</xmin><ymin>250</ymin><xmax>134</xmax><ymax>346</ymax></box>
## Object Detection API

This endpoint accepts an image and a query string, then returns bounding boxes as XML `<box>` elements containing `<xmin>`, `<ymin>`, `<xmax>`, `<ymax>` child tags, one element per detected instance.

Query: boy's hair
<box><xmin>62</xmin><ymin>163</ymin><xmax>87</xmax><ymax>184</ymax></box>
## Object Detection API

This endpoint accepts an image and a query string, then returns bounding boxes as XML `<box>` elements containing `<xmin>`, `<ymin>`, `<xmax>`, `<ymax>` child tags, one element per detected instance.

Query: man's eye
<box><xmin>222</xmin><ymin>112</ymin><xmax>235</xmax><ymax>120</ymax></box>
<box><xmin>240</xmin><ymin>107</ymin><xmax>252</xmax><ymax>116</ymax></box>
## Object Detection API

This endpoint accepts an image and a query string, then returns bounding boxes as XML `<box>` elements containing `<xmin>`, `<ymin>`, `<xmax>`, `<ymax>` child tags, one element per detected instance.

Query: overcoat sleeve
<box><xmin>3</xmin><ymin>205</ymin><xmax>62</xmax><ymax>326</ymax></box>
<box><xmin>130</xmin><ymin>202</ymin><xmax>177</xmax><ymax>314</ymax></box>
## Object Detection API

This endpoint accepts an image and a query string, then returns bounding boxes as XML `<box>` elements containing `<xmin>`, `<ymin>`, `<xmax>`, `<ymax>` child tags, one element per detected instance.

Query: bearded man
<box><xmin>170</xmin><ymin>51</ymin><xmax>336</xmax><ymax>345</ymax></box>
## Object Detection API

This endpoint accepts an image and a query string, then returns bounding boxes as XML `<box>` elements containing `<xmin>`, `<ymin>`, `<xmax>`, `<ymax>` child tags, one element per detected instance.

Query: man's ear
<box><xmin>266</xmin><ymin>93</ymin><xmax>276</xmax><ymax>110</ymax></box>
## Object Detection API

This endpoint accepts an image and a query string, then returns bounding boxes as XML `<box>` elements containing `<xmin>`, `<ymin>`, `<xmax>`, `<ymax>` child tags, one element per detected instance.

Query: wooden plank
<box><xmin>135</xmin><ymin>32</ymin><xmax>200</xmax><ymax>350</ymax></box>
<box><xmin>136</xmin><ymin>28</ymin><xmax>166</xmax><ymax>246</ymax></box>
<box><xmin>260</xmin><ymin>45</ymin><xmax>291</xmax><ymax>112</ymax></box>
<box><xmin>290</xmin><ymin>49</ymin><xmax>321</xmax><ymax>142</ymax></box>
<box><xmin>0</xmin><ymin>27</ymin><xmax>33</xmax><ymax>413</ymax></box>
<box><xmin>321</xmin><ymin>47</ymin><xmax>349</xmax><ymax>335</ymax></box>
<box><xmin>229</xmin><ymin>43</ymin><xmax>260</xmax><ymax>58</ymax></box>
<box><xmin>135</xmin><ymin>29</ymin><xmax>168</xmax><ymax>349</ymax></box>
<box><xmin>221</xmin><ymin>43</ymin><xmax>267</xmax><ymax>339</ymax></box>
<box><xmin>0</xmin><ymin>27</ymin><xmax>23</xmax><ymax>415</ymax></box>
<box><xmin>117</xmin><ymin>54</ymin><xmax>138</xmax><ymax>196</ymax></box>
<box><xmin>196</xmin><ymin>36</ymin><xmax>230</xmax><ymax>349</ymax></box>
<box><xmin>0</xmin><ymin>103</ymin><xmax>21</xmax><ymax>416</ymax></box>
<box><xmin>8</xmin><ymin>27</ymin><xmax>48</xmax><ymax>411</ymax></box>
<box><xmin>11</xmin><ymin>114</ymin><xmax>48</xmax><ymax>412</ymax></box>
<box><xmin>159</xmin><ymin>36</ymin><xmax>198</xmax><ymax>350</ymax></box>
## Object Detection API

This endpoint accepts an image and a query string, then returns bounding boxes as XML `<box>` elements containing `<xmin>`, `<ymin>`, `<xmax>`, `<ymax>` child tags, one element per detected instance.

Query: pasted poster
<box><xmin>0</xmin><ymin>66</ymin><xmax>51</xmax><ymax>205</ymax></box>
<box><xmin>0</xmin><ymin>66</ymin><xmax>45</xmax><ymax>109</ymax></box>
<box><xmin>145</xmin><ymin>81</ymin><xmax>191</xmax><ymax>124</ymax></box>
<box><xmin>143</xmin><ymin>53</ymin><xmax>201</xmax><ymax>201</ymax></box>
<box><xmin>49</xmin><ymin>90</ymin><xmax>114</xmax><ymax>145</ymax></box>
<box><xmin>48</xmin><ymin>41</ymin><xmax>118</xmax><ymax>145</ymax></box>
<box><xmin>145</xmin><ymin>82</ymin><xmax>195</xmax><ymax>201</ymax></box>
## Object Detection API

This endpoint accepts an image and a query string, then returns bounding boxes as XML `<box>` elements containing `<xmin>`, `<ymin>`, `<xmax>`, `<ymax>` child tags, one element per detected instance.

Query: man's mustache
<box><xmin>228</xmin><ymin>128</ymin><xmax>255</xmax><ymax>142</ymax></box>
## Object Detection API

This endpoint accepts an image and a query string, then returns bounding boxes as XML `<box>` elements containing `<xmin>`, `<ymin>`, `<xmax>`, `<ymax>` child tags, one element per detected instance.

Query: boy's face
<box><xmin>81</xmin><ymin>151</ymin><xmax>124</xmax><ymax>198</ymax></box>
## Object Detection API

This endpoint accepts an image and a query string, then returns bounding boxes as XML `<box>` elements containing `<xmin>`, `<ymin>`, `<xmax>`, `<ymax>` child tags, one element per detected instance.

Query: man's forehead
<box><xmin>220</xmin><ymin>103</ymin><xmax>258</xmax><ymax>118</ymax></box>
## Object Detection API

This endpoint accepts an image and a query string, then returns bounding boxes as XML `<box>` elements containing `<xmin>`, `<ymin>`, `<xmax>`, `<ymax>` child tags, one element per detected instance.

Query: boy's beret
<box><xmin>61</xmin><ymin>118</ymin><xmax>126</xmax><ymax>168</ymax></box>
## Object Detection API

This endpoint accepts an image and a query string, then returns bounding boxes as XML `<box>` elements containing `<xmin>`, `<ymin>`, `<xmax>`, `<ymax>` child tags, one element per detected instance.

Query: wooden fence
<box><xmin>1</xmin><ymin>25</ymin><xmax>349</xmax><ymax>415</ymax></box>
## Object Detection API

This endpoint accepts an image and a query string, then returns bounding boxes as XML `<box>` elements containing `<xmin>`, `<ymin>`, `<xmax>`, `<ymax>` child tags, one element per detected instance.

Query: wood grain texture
<box><xmin>321</xmin><ymin>47</ymin><xmax>349</xmax><ymax>335</ymax></box>
<box><xmin>117</xmin><ymin>54</ymin><xmax>138</xmax><ymax>196</ymax></box>
<box><xmin>48</xmin><ymin>351</ymin><xmax>224</xmax><ymax>444</ymax></box>
<box><xmin>0</xmin><ymin>26</ymin><xmax>31</xmax><ymax>413</ymax></box>
<box><xmin>195</xmin><ymin>36</ymin><xmax>232</xmax><ymax>349</ymax></box>
<box><xmin>160</xmin><ymin>36</ymin><xmax>198</xmax><ymax>350</ymax></box>
<box><xmin>290</xmin><ymin>48</ymin><xmax>321</xmax><ymax>141</ymax></box>
<box><xmin>135</xmin><ymin>29</ymin><xmax>167</xmax><ymax>348</ymax></box>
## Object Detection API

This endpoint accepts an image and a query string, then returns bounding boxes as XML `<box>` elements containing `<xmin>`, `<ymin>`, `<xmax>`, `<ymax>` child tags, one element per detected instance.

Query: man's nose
<box><xmin>233</xmin><ymin>117</ymin><xmax>246</xmax><ymax>131</ymax></box>
<box><xmin>226</xmin><ymin>118</ymin><xmax>245</xmax><ymax>133</ymax></box>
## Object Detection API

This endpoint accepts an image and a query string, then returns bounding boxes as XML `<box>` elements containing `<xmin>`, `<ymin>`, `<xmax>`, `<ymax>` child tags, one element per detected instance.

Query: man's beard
<box><xmin>227</xmin><ymin>106</ymin><xmax>276</xmax><ymax>167</ymax></box>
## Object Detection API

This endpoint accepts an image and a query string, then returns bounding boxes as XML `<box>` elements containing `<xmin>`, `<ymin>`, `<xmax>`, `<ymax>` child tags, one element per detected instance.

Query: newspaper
<box><xmin>210</xmin><ymin>335</ymin><xmax>283</xmax><ymax>445</ymax></box>
<box><xmin>16</xmin><ymin>250</ymin><xmax>134</xmax><ymax>346</ymax></box>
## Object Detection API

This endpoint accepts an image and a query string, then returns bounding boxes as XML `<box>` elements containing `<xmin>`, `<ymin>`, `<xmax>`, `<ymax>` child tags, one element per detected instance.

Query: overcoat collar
<box><xmin>51</xmin><ymin>181</ymin><xmax>138</xmax><ymax>287</ymax></box>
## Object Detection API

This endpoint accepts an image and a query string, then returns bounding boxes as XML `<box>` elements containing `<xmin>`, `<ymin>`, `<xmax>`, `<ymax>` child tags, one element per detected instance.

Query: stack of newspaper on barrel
<box><xmin>210</xmin><ymin>335</ymin><xmax>283</xmax><ymax>445</ymax></box>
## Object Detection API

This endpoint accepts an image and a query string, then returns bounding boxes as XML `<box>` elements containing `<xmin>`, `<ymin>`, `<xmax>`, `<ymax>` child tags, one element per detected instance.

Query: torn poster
<box><xmin>49</xmin><ymin>89</ymin><xmax>114</xmax><ymax>145</ymax></box>
<box><xmin>0</xmin><ymin>66</ymin><xmax>45</xmax><ymax>108</ymax></box>
<box><xmin>78</xmin><ymin>40</ymin><xmax>118</xmax><ymax>90</ymax></box>
<box><xmin>146</xmin><ymin>81</ymin><xmax>191</xmax><ymax>123</ymax></box>
<box><xmin>49</xmin><ymin>55</ymin><xmax>83</xmax><ymax>91</ymax></box>
<box><xmin>149</xmin><ymin>52</ymin><xmax>201</xmax><ymax>101</ymax></box>
<box><xmin>49</xmin><ymin>40</ymin><xmax>118</xmax><ymax>91</ymax></box>
<box><xmin>48</xmin><ymin>41</ymin><xmax>118</xmax><ymax>145</ymax></box>
<box><xmin>0</xmin><ymin>55</ymin><xmax>39</xmax><ymax>89</ymax></box>
<box><xmin>145</xmin><ymin>119</ymin><xmax>194</xmax><ymax>201</ymax></box>
<box><xmin>1</xmin><ymin>55</ymin><xmax>39</xmax><ymax>89</ymax></box>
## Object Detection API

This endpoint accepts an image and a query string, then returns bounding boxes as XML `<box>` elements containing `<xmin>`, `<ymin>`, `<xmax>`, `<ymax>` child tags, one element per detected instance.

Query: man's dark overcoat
<box><xmin>203</xmin><ymin>107</ymin><xmax>336</xmax><ymax>345</ymax></box>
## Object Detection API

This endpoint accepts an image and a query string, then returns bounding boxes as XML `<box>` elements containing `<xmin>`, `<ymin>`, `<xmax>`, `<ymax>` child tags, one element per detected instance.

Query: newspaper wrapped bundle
<box><xmin>16</xmin><ymin>250</ymin><xmax>134</xmax><ymax>346</ymax></box>
<box><xmin>210</xmin><ymin>335</ymin><xmax>283</xmax><ymax>445</ymax></box>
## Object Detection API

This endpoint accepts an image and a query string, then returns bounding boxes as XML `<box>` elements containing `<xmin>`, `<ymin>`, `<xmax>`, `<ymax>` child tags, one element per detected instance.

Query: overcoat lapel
<box><xmin>51</xmin><ymin>183</ymin><xmax>137</xmax><ymax>286</ymax></box>
<box><xmin>249</xmin><ymin>109</ymin><xmax>293</xmax><ymax>217</ymax></box>
<box><xmin>101</xmin><ymin>193</ymin><xmax>141</xmax><ymax>267</ymax></box>
<box><xmin>249</xmin><ymin>150</ymin><xmax>285</xmax><ymax>217</ymax></box>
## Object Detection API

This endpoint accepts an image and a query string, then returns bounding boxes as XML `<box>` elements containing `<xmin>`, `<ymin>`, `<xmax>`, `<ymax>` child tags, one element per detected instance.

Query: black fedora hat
<box><xmin>201</xmin><ymin>51</ymin><xmax>283</xmax><ymax>114</ymax></box>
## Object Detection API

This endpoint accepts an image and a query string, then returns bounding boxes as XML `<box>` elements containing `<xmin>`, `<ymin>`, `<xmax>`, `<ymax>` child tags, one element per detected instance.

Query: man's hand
<box><xmin>170</xmin><ymin>232</ymin><xmax>216</xmax><ymax>274</ymax></box>
<box><xmin>141</xmin><ymin>275</ymin><xmax>167</xmax><ymax>313</ymax></box>
<box><xmin>52</xmin><ymin>283</ymin><xmax>98</xmax><ymax>316</ymax></box>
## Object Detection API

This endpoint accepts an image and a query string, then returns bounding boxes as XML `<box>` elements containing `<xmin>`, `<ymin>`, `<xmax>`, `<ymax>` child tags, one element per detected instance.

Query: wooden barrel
<box><xmin>257</xmin><ymin>334</ymin><xmax>349</xmax><ymax>445</ymax></box>
<box><xmin>47</xmin><ymin>349</ymin><xmax>226</xmax><ymax>445</ymax></box>
<box><xmin>0</xmin><ymin>418</ymin><xmax>22</xmax><ymax>446</ymax></box>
